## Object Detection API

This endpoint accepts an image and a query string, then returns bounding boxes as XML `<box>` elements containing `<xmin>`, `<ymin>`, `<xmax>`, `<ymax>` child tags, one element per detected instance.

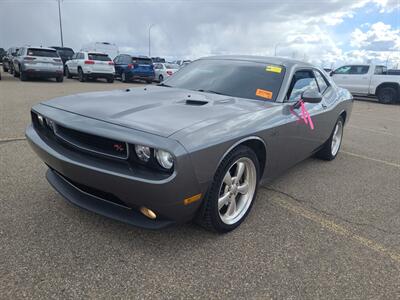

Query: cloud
<box><xmin>0</xmin><ymin>0</ymin><xmax>398</xmax><ymax>67</ymax></box>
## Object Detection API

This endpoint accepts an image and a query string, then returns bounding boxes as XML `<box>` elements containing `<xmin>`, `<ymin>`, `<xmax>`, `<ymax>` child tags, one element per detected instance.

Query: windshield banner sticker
<box><xmin>256</xmin><ymin>89</ymin><xmax>273</xmax><ymax>100</ymax></box>
<box><xmin>265</xmin><ymin>65</ymin><xmax>282</xmax><ymax>73</ymax></box>
<box><xmin>290</xmin><ymin>100</ymin><xmax>315</xmax><ymax>130</ymax></box>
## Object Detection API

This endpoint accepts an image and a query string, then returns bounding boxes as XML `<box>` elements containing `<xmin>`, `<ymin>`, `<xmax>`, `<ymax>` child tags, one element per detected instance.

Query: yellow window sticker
<box><xmin>266</xmin><ymin>65</ymin><xmax>282</xmax><ymax>73</ymax></box>
<box><xmin>256</xmin><ymin>89</ymin><xmax>273</xmax><ymax>100</ymax></box>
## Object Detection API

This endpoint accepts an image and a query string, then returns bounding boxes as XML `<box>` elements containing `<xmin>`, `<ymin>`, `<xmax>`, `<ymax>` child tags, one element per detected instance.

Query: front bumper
<box><xmin>25</xmin><ymin>106</ymin><xmax>207</xmax><ymax>228</ymax></box>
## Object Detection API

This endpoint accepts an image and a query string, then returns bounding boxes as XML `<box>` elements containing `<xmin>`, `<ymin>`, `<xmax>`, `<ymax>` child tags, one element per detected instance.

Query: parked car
<box><xmin>153</xmin><ymin>63</ymin><xmax>179</xmax><ymax>82</ymax></box>
<box><xmin>65</xmin><ymin>51</ymin><xmax>115</xmax><ymax>83</ymax></box>
<box><xmin>331</xmin><ymin>64</ymin><xmax>400</xmax><ymax>104</ymax></box>
<box><xmin>114</xmin><ymin>54</ymin><xmax>154</xmax><ymax>83</ymax></box>
<box><xmin>81</xmin><ymin>42</ymin><xmax>119</xmax><ymax>60</ymax></box>
<box><xmin>173</xmin><ymin>59</ymin><xmax>192</xmax><ymax>67</ymax></box>
<box><xmin>2</xmin><ymin>47</ymin><xmax>19</xmax><ymax>73</ymax></box>
<box><xmin>388</xmin><ymin>69</ymin><xmax>400</xmax><ymax>75</ymax></box>
<box><xmin>0</xmin><ymin>48</ymin><xmax>6</xmax><ymax>62</ymax></box>
<box><xmin>26</xmin><ymin>56</ymin><xmax>353</xmax><ymax>233</ymax></box>
<box><xmin>151</xmin><ymin>57</ymin><xmax>166</xmax><ymax>63</ymax></box>
<box><xmin>50</xmin><ymin>46</ymin><xmax>75</xmax><ymax>74</ymax></box>
<box><xmin>12</xmin><ymin>46</ymin><xmax>64</xmax><ymax>82</ymax></box>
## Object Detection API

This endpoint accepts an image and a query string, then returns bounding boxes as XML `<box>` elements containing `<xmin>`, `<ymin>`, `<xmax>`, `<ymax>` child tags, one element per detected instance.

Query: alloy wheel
<box><xmin>331</xmin><ymin>120</ymin><xmax>343</xmax><ymax>156</ymax></box>
<box><xmin>218</xmin><ymin>157</ymin><xmax>257</xmax><ymax>225</ymax></box>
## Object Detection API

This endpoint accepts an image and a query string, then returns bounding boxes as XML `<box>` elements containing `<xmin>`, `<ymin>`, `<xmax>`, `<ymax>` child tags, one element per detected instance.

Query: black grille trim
<box><xmin>53</xmin><ymin>124</ymin><xmax>129</xmax><ymax>160</ymax></box>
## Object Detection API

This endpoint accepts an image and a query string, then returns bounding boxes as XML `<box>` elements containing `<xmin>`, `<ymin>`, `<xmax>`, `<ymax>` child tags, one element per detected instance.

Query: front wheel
<box><xmin>107</xmin><ymin>77</ymin><xmax>114</xmax><ymax>83</ymax></box>
<box><xmin>316</xmin><ymin>116</ymin><xmax>344</xmax><ymax>161</ymax></box>
<box><xmin>158</xmin><ymin>74</ymin><xmax>164</xmax><ymax>82</ymax></box>
<box><xmin>196</xmin><ymin>146</ymin><xmax>259</xmax><ymax>233</ymax></box>
<box><xmin>377</xmin><ymin>87</ymin><xmax>398</xmax><ymax>104</ymax></box>
<box><xmin>121</xmin><ymin>72</ymin><xmax>128</xmax><ymax>83</ymax></box>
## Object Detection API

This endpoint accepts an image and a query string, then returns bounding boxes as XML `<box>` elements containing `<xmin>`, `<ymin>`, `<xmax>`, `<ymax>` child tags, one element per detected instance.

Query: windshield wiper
<box><xmin>196</xmin><ymin>89</ymin><xmax>225</xmax><ymax>95</ymax></box>
<box><xmin>158</xmin><ymin>83</ymin><xmax>171</xmax><ymax>87</ymax></box>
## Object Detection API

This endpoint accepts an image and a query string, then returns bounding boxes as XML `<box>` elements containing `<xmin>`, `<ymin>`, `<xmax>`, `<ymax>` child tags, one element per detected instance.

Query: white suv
<box><xmin>65</xmin><ymin>51</ymin><xmax>115</xmax><ymax>83</ymax></box>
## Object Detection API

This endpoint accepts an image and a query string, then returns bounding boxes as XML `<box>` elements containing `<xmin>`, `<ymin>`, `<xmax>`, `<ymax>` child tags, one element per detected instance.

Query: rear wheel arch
<box><xmin>376</xmin><ymin>82</ymin><xmax>400</xmax><ymax>95</ymax></box>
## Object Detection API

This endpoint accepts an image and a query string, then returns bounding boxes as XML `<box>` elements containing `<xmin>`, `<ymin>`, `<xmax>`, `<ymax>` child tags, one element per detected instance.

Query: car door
<box><xmin>68</xmin><ymin>53</ymin><xmax>78</xmax><ymax>74</ymax></box>
<box><xmin>331</xmin><ymin>65</ymin><xmax>351</xmax><ymax>90</ymax></box>
<box><xmin>113</xmin><ymin>56</ymin><xmax>121</xmax><ymax>76</ymax></box>
<box><xmin>347</xmin><ymin>65</ymin><xmax>370</xmax><ymax>94</ymax></box>
<box><xmin>283</xmin><ymin>69</ymin><xmax>327</xmax><ymax>160</ymax></box>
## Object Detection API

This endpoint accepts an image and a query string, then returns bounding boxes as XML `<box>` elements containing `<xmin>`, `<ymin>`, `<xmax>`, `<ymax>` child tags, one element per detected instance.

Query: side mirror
<box><xmin>329</xmin><ymin>71</ymin><xmax>334</xmax><ymax>76</ymax></box>
<box><xmin>301</xmin><ymin>89</ymin><xmax>322</xmax><ymax>103</ymax></box>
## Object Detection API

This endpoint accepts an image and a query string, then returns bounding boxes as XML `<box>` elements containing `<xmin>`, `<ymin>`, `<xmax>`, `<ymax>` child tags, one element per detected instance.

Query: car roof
<box><xmin>27</xmin><ymin>46</ymin><xmax>57</xmax><ymax>51</ymax></box>
<box><xmin>201</xmin><ymin>55</ymin><xmax>314</xmax><ymax>68</ymax></box>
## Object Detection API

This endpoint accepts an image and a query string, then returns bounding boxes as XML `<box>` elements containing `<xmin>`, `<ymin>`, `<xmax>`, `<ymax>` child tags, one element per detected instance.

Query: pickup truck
<box><xmin>330</xmin><ymin>64</ymin><xmax>400</xmax><ymax>104</ymax></box>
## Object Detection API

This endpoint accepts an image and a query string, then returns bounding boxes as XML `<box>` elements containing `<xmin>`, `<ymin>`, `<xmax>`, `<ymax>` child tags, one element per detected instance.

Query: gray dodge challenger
<box><xmin>26</xmin><ymin>56</ymin><xmax>353</xmax><ymax>233</ymax></box>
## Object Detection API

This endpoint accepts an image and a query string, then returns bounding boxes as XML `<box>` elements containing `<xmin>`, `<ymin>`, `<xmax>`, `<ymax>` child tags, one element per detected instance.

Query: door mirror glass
<box><xmin>301</xmin><ymin>89</ymin><xmax>322</xmax><ymax>103</ymax></box>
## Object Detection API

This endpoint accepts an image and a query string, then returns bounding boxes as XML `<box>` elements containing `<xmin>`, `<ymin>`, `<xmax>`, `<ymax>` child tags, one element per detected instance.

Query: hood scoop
<box><xmin>184</xmin><ymin>99</ymin><xmax>208</xmax><ymax>106</ymax></box>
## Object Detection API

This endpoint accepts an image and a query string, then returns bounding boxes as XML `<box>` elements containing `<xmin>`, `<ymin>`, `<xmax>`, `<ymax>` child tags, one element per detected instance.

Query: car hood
<box><xmin>42</xmin><ymin>86</ymin><xmax>268</xmax><ymax>137</ymax></box>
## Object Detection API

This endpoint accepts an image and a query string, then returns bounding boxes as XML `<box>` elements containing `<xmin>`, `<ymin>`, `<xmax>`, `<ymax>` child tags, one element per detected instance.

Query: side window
<box><xmin>124</xmin><ymin>56</ymin><xmax>131</xmax><ymax>64</ymax></box>
<box><xmin>374</xmin><ymin>66</ymin><xmax>387</xmax><ymax>75</ymax></box>
<box><xmin>314</xmin><ymin>70</ymin><xmax>330</xmax><ymax>94</ymax></box>
<box><xmin>334</xmin><ymin>66</ymin><xmax>351</xmax><ymax>74</ymax></box>
<box><xmin>287</xmin><ymin>70</ymin><xmax>319</xmax><ymax>102</ymax></box>
<box><xmin>350</xmin><ymin>65</ymin><xmax>369</xmax><ymax>75</ymax></box>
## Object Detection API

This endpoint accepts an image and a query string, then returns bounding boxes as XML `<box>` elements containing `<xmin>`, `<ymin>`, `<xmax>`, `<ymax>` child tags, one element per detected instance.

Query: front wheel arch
<box><xmin>217</xmin><ymin>137</ymin><xmax>267</xmax><ymax>180</ymax></box>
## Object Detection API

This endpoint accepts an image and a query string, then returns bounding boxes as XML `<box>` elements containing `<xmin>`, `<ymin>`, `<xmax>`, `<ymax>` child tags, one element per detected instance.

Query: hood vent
<box><xmin>185</xmin><ymin>99</ymin><xmax>208</xmax><ymax>106</ymax></box>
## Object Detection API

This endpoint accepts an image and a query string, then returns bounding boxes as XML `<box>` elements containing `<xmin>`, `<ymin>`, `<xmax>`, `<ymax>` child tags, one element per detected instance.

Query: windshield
<box><xmin>164</xmin><ymin>59</ymin><xmax>285</xmax><ymax>101</ymax></box>
<box><xmin>88</xmin><ymin>53</ymin><xmax>111</xmax><ymax>61</ymax></box>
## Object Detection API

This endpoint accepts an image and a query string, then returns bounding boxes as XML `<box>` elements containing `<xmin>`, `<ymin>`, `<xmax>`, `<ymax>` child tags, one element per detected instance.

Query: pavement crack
<box><xmin>262</xmin><ymin>186</ymin><xmax>400</xmax><ymax>236</ymax></box>
<box><xmin>0</xmin><ymin>137</ymin><xmax>26</xmax><ymax>144</ymax></box>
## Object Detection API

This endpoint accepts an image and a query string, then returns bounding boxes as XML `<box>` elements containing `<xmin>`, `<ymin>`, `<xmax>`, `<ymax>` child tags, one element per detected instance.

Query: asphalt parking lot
<box><xmin>1</xmin><ymin>71</ymin><xmax>399</xmax><ymax>299</ymax></box>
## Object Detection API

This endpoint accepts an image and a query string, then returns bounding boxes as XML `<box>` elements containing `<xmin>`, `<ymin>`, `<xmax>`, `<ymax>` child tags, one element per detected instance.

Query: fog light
<box><xmin>140</xmin><ymin>207</ymin><xmax>157</xmax><ymax>220</ymax></box>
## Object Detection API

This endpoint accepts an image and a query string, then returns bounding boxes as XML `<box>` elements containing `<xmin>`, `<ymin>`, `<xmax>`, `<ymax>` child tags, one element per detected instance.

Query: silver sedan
<box><xmin>153</xmin><ymin>63</ymin><xmax>179</xmax><ymax>82</ymax></box>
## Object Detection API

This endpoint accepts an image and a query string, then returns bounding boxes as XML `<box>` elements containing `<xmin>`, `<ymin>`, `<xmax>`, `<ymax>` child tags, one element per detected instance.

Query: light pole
<box><xmin>148</xmin><ymin>24</ymin><xmax>155</xmax><ymax>57</ymax></box>
<box><xmin>57</xmin><ymin>0</ymin><xmax>64</xmax><ymax>47</ymax></box>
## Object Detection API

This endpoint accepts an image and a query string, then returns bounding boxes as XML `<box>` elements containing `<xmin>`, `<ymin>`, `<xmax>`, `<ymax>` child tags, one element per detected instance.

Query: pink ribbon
<box><xmin>290</xmin><ymin>100</ymin><xmax>314</xmax><ymax>130</ymax></box>
<box><xmin>299</xmin><ymin>100</ymin><xmax>314</xmax><ymax>130</ymax></box>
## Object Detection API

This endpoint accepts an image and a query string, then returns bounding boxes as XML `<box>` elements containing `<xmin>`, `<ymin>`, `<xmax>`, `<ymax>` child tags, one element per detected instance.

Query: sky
<box><xmin>0</xmin><ymin>0</ymin><xmax>399</xmax><ymax>68</ymax></box>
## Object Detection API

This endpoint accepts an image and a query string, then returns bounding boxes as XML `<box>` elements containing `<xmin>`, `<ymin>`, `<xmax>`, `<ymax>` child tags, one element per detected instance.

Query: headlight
<box><xmin>135</xmin><ymin>145</ymin><xmax>151</xmax><ymax>162</ymax></box>
<box><xmin>155</xmin><ymin>149</ymin><xmax>174</xmax><ymax>170</ymax></box>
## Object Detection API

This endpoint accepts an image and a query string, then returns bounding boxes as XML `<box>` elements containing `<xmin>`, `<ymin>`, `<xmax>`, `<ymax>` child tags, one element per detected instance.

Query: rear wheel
<box><xmin>316</xmin><ymin>116</ymin><xmax>344</xmax><ymax>161</ymax></box>
<box><xmin>121</xmin><ymin>72</ymin><xmax>128</xmax><ymax>83</ymax></box>
<box><xmin>56</xmin><ymin>75</ymin><xmax>64</xmax><ymax>82</ymax></box>
<box><xmin>196</xmin><ymin>146</ymin><xmax>259</xmax><ymax>233</ymax></box>
<box><xmin>377</xmin><ymin>87</ymin><xmax>398</xmax><ymax>104</ymax></box>
<box><xmin>2</xmin><ymin>64</ymin><xmax>8</xmax><ymax>72</ymax></box>
<box><xmin>159</xmin><ymin>74</ymin><xmax>164</xmax><ymax>82</ymax></box>
<box><xmin>20</xmin><ymin>70</ymin><xmax>27</xmax><ymax>81</ymax></box>
<box><xmin>146</xmin><ymin>79</ymin><xmax>152</xmax><ymax>84</ymax></box>
<box><xmin>78</xmin><ymin>68</ymin><xmax>86</xmax><ymax>82</ymax></box>
<box><xmin>107</xmin><ymin>76</ymin><xmax>114</xmax><ymax>83</ymax></box>
<box><xmin>65</xmin><ymin>66</ymin><xmax>72</xmax><ymax>79</ymax></box>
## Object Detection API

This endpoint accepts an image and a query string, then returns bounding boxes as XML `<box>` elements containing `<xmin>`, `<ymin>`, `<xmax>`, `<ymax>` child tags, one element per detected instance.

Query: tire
<box><xmin>14</xmin><ymin>67</ymin><xmax>20</xmax><ymax>77</ymax></box>
<box><xmin>65</xmin><ymin>66</ymin><xmax>72</xmax><ymax>79</ymax></box>
<box><xmin>20</xmin><ymin>70</ymin><xmax>27</xmax><ymax>81</ymax></box>
<box><xmin>56</xmin><ymin>76</ymin><xmax>64</xmax><ymax>82</ymax></box>
<box><xmin>78</xmin><ymin>68</ymin><xmax>86</xmax><ymax>82</ymax></box>
<box><xmin>121</xmin><ymin>72</ymin><xmax>128</xmax><ymax>83</ymax></box>
<box><xmin>107</xmin><ymin>77</ymin><xmax>114</xmax><ymax>83</ymax></box>
<box><xmin>195</xmin><ymin>145</ymin><xmax>260</xmax><ymax>233</ymax></box>
<box><xmin>2</xmin><ymin>65</ymin><xmax>8</xmax><ymax>72</ymax></box>
<box><xmin>377</xmin><ymin>87</ymin><xmax>398</xmax><ymax>104</ymax></box>
<box><xmin>9</xmin><ymin>65</ymin><xmax>14</xmax><ymax>74</ymax></box>
<box><xmin>146</xmin><ymin>80</ymin><xmax>152</xmax><ymax>84</ymax></box>
<box><xmin>159</xmin><ymin>74</ymin><xmax>164</xmax><ymax>82</ymax></box>
<box><xmin>316</xmin><ymin>116</ymin><xmax>344</xmax><ymax>161</ymax></box>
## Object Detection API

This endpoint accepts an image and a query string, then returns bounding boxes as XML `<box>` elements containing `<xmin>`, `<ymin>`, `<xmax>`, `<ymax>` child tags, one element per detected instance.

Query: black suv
<box><xmin>3</xmin><ymin>47</ymin><xmax>20</xmax><ymax>73</ymax></box>
<box><xmin>50</xmin><ymin>46</ymin><xmax>74</xmax><ymax>74</ymax></box>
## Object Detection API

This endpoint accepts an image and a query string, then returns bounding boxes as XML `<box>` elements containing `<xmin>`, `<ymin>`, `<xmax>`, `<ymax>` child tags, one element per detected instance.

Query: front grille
<box><xmin>54</xmin><ymin>124</ymin><xmax>129</xmax><ymax>160</ymax></box>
